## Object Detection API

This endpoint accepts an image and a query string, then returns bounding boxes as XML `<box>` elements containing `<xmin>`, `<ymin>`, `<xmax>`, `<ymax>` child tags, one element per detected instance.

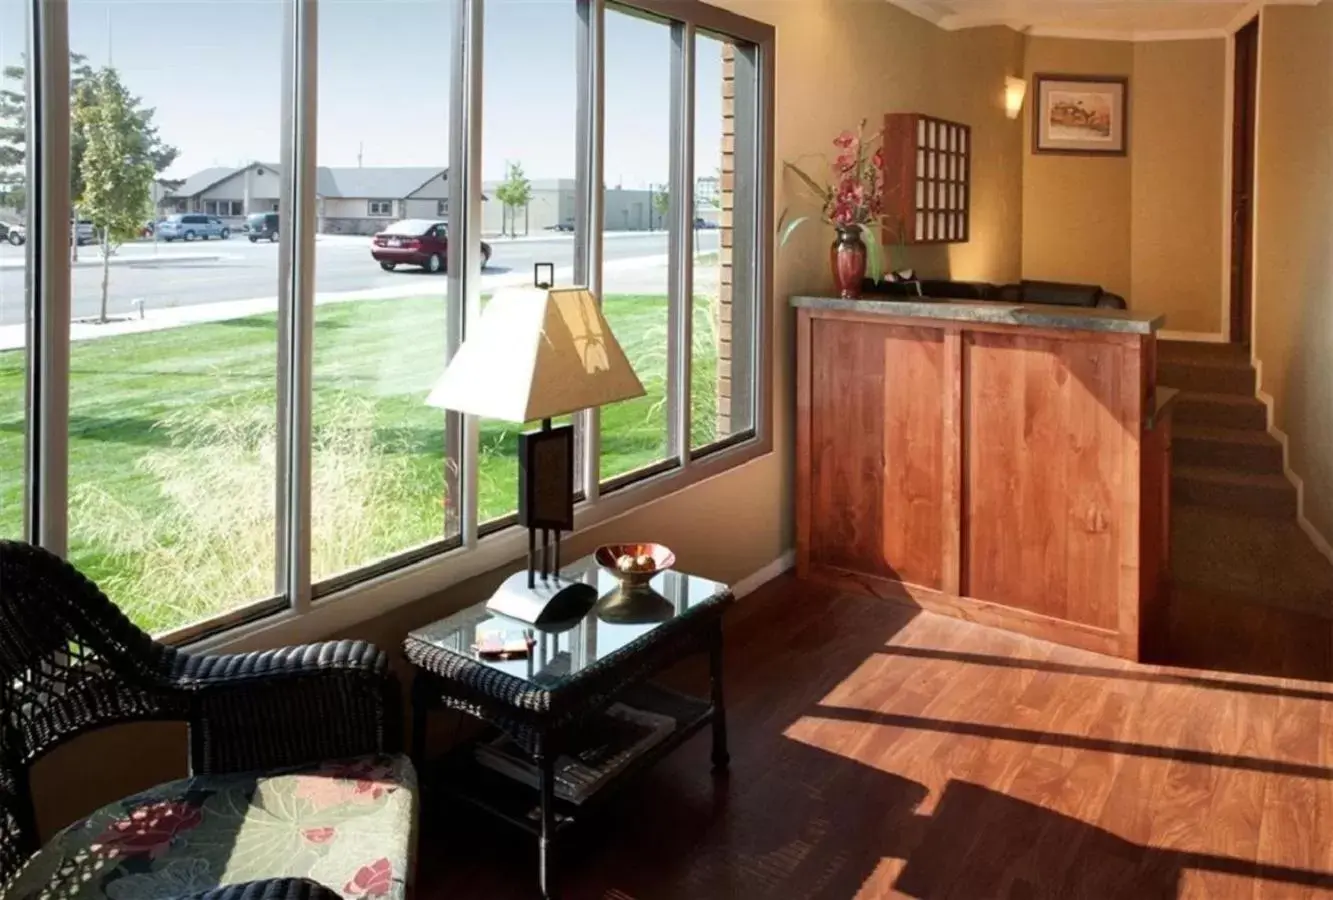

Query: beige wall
<box><xmin>1022</xmin><ymin>38</ymin><xmax>1135</xmax><ymax>296</ymax></box>
<box><xmin>28</xmin><ymin>0</ymin><xmax>1030</xmax><ymax>837</ymax></box>
<box><xmin>1130</xmin><ymin>39</ymin><xmax>1226</xmax><ymax>333</ymax></box>
<box><xmin>1020</xmin><ymin>36</ymin><xmax>1226</xmax><ymax>330</ymax></box>
<box><xmin>1254</xmin><ymin>3</ymin><xmax>1333</xmax><ymax>539</ymax></box>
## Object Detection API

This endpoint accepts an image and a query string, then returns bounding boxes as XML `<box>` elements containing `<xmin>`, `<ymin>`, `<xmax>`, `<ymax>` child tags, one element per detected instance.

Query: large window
<box><xmin>0</xmin><ymin>0</ymin><xmax>26</xmax><ymax>540</ymax></box>
<box><xmin>477</xmin><ymin>0</ymin><xmax>578</xmax><ymax>527</ymax></box>
<box><xmin>599</xmin><ymin>6</ymin><xmax>672</xmax><ymax>484</ymax></box>
<box><xmin>692</xmin><ymin>32</ymin><xmax>757</xmax><ymax>451</ymax></box>
<box><xmin>13</xmin><ymin>0</ymin><xmax>771</xmax><ymax>642</ymax></box>
<box><xmin>312</xmin><ymin>0</ymin><xmax>460</xmax><ymax>585</ymax></box>
<box><xmin>65</xmin><ymin>0</ymin><xmax>287</xmax><ymax>636</ymax></box>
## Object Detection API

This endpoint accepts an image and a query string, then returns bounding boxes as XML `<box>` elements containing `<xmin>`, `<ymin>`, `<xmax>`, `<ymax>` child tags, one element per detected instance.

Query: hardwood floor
<box><xmin>419</xmin><ymin>574</ymin><xmax>1333</xmax><ymax>898</ymax></box>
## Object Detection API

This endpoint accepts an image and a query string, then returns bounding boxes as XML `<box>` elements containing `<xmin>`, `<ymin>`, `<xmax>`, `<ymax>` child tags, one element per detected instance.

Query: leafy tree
<box><xmin>494</xmin><ymin>161</ymin><xmax>533</xmax><ymax>237</ymax></box>
<box><xmin>0</xmin><ymin>53</ymin><xmax>177</xmax><ymax>211</ymax></box>
<box><xmin>76</xmin><ymin>67</ymin><xmax>154</xmax><ymax>323</ymax></box>
<box><xmin>651</xmin><ymin>186</ymin><xmax>669</xmax><ymax>230</ymax></box>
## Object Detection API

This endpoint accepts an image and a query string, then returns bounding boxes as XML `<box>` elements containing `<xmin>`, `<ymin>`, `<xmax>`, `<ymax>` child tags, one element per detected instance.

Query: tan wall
<box><xmin>1254</xmin><ymin>3</ymin><xmax>1333</xmax><ymax>539</ymax></box>
<box><xmin>1021</xmin><ymin>36</ymin><xmax>1226</xmax><ymax>330</ymax></box>
<box><xmin>28</xmin><ymin>1</ymin><xmax>1029</xmax><ymax>836</ymax></box>
<box><xmin>1022</xmin><ymin>38</ymin><xmax>1135</xmax><ymax>297</ymax></box>
<box><xmin>1130</xmin><ymin>39</ymin><xmax>1226</xmax><ymax>333</ymax></box>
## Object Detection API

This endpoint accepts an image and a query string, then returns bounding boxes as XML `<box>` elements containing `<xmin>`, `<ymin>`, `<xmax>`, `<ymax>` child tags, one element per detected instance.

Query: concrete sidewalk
<box><xmin>0</xmin><ymin>253</ymin><xmax>681</xmax><ymax>351</ymax></box>
<box><xmin>0</xmin><ymin>252</ymin><xmax>226</xmax><ymax>271</ymax></box>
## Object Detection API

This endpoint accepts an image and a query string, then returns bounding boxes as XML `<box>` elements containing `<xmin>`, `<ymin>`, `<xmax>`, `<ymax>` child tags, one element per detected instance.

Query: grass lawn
<box><xmin>0</xmin><ymin>292</ymin><xmax>722</xmax><ymax>634</ymax></box>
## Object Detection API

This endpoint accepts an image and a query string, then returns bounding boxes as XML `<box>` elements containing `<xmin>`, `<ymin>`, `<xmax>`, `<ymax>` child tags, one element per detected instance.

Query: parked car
<box><xmin>545</xmin><ymin>220</ymin><xmax>575</xmax><ymax>233</ymax></box>
<box><xmin>3</xmin><ymin>222</ymin><xmax>22</xmax><ymax>246</ymax></box>
<box><xmin>156</xmin><ymin>213</ymin><xmax>228</xmax><ymax>242</ymax></box>
<box><xmin>246</xmin><ymin>212</ymin><xmax>280</xmax><ymax>243</ymax></box>
<box><xmin>73</xmin><ymin>220</ymin><xmax>96</xmax><ymax>244</ymax></box>
<box><xmin>371</xmin><ymin>219</ymin><xmax>492</xmax><ymax>273</ymax></box>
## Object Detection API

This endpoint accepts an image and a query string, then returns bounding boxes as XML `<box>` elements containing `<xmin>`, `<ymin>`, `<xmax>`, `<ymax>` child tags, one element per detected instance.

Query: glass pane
<box><xmin>311</xmin><ymin>0</ymin><xmax>461</xmax><ymax>583</ymax></box>
<box><xmin>0</xmin><ymin>1</ymin><xmax>26</xmax><ymax>539</ymax></box>
<box><xmin>599</xmin><ymin>7</ymin><xmax>672</xmax><ymax>484</ymax></box>
<box><xmin>477</xmin><ymin>0</ymin><xmax>577</xmax><ymax>526</ymax></box>
<box><xmin>66</xmin><ymin>0</ymin><xmax>286</xmax><ymax>634</ymax></box>
<box><xmin>692</xmin><ymin>33</ymin><xmax>755</xmax><ymax>450</ymax></box>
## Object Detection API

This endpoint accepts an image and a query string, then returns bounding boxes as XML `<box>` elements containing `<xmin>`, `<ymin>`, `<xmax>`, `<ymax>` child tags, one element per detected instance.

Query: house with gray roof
<box><xmin>161</xmin><ymin>162</ymin><xmax>450</xmax><ymax>235</ymax></box>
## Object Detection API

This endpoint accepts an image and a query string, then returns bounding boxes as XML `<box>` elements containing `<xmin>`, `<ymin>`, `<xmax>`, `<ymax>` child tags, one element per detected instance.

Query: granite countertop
<box><xmin>791</xmin><ymin>295</ymin><xmax>1165</xmax><ymax>335</ymax></box>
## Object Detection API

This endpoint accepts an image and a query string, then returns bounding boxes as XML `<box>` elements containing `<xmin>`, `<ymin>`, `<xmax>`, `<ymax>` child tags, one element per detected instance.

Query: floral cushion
<box><xmin>8</xmin><ymin>754</ymin><xmax>416</xmax><ymax>900</ymax></box>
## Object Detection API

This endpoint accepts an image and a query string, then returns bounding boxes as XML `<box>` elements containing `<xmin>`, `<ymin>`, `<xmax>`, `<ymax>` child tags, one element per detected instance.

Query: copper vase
<box><xmin>831</xmin><ymin>226</ymin><xmax>867</xmax><ymax>299</ymax></box>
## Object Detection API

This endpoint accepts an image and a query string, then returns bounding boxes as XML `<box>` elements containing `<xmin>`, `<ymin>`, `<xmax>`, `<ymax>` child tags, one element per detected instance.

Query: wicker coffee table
<box><xmin>403</xmin><ymin>556</ymin><xmax>732</xmax><ymax>898</ymax></box>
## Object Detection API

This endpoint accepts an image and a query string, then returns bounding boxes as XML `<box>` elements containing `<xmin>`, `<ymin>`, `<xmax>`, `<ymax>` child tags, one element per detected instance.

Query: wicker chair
<box><xmin>0</xmin><ymin>540</ymin><xmax>416</xmax><ymax>900</ymax></box>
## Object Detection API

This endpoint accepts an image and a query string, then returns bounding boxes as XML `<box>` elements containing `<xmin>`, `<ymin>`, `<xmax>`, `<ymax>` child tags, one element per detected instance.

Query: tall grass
<box><xmin>71</xmin><ymin>398</ymin><xmax>426</xmax><ymax>633</ymax></box>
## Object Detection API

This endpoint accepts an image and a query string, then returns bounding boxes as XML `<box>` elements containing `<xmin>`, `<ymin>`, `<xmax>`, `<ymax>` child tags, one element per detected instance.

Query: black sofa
<box><xmin>862</xmin><ymin>277</ymin><xmax>1128</xmax><ymax>310</ymax></box>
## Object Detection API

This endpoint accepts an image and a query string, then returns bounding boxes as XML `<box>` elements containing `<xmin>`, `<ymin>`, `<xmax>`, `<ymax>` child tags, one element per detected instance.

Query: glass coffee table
<box><xmin>403</xmin><ymin>556</ymin><xmax>733</xmax><ymax>899</ymax></box>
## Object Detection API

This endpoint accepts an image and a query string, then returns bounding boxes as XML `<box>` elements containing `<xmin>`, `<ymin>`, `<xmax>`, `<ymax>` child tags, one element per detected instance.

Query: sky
<box><xmin>0</xmin><ymin>0</ymin><xmax>724</xmax><ymax>188</ymax></box>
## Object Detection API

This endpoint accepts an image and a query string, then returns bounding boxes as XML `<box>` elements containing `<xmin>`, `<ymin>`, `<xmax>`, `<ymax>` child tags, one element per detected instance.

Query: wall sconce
<box><xmin>1005</xmin><ymin>76</ymin><xmax>1027</xmax><ymax>120</ymax></box>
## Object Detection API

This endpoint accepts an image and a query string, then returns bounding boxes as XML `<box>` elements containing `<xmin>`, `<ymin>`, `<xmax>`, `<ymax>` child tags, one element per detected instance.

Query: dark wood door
<box><xmin>1231</xmin><ymin>18</ymin><xmax>1259</xmax><ymax>346</ymax></box>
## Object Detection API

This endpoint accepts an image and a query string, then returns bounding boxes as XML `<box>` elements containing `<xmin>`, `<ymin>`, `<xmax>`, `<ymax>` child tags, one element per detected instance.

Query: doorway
<box><xmin>1230</xmin><ymin>17</ymin><xmax>1259</xmax><ymax>346</ymax></box>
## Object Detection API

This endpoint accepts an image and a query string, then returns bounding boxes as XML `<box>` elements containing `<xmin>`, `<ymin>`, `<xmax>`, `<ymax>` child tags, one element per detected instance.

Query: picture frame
<box><xmin>1032</xmin><ymin>74</ymin><xmax>1129</xmax><ymax>156</ymax></box>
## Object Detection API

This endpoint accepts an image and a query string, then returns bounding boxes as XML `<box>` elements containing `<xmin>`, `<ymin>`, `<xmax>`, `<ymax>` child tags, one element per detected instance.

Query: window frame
<box><xmin>19</xmin><ymin>0</ymin><xmax>774</xmax><ymax>652</ymax></box>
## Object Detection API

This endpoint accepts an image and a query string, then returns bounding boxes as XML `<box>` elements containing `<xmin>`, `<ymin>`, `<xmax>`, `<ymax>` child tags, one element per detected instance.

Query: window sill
<box><xmin>186</xmin><ymin>434</ymin><xmax>772</xmax><ymax>654</ymax></box>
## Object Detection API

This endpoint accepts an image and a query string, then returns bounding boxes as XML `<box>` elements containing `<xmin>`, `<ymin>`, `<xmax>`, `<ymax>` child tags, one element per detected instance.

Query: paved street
<box><xmin>0</xmin><ymin>231</ymin><xmax>718</xmax><ymax>327</ymax></box>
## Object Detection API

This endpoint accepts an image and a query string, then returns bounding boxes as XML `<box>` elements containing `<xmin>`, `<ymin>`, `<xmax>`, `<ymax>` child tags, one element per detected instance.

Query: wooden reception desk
<box><xmin>793</xmin><ymin>296</ymin><xmax>1172</xmax><ymax>661</ymax></box>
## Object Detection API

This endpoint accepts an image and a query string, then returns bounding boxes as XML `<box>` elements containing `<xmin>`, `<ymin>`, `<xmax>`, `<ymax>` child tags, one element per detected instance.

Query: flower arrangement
<box><xmin>779</xmin><ymin>119</ymin><xmax>890</xmax><ymax>281</ymax></box>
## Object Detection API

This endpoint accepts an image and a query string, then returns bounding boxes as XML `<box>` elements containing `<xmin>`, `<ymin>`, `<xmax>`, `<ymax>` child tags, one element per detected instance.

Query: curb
<box><xmin>0</xmin><ymin>253</ymin><xmax>226</xmax><ymax>271</ymax></box>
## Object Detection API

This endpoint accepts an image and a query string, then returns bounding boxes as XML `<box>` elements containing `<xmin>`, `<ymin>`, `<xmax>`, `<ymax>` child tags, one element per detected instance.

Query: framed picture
<box><xmin>1032</xmin><ymin>74</ymin><xmax>1129</xmax><ymax>156</ymax></box>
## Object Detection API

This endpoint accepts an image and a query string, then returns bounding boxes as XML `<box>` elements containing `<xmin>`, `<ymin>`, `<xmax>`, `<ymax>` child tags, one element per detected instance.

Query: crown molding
<box><xmin>886</xmin><ymin>0</ymin><xmax>1323</xmax><ymax>41</ymax></box>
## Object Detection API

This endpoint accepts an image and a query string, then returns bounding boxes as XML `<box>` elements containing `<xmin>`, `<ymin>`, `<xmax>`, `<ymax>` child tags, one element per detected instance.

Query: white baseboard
<box><xmin>1254</xmin><ymin>360</ymin><xmax>1333</xmax><ymax>566</ymax></box>
<box><xmin>733</xmin><ymin>549</ymin><xmax>795</xmax><ymax>598</ymax></box>
<box><xmin>1157</xmin><ymin>330</ymin><xmax>1228</xmax><ymax>343</ymax></box>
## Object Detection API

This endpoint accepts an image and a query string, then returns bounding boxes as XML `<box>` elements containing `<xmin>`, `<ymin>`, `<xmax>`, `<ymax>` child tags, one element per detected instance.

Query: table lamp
<box><xmin>426</xmin><ymin>263</ymin><xmax>646</xmax><ymax>625</ymax></box>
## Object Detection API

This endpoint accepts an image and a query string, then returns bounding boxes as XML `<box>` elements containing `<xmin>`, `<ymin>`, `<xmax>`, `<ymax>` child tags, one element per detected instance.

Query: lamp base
<box><xmin>486</xmin><ymin>569</ymin><xmax>597</xmax><ymax>628</ymax></box>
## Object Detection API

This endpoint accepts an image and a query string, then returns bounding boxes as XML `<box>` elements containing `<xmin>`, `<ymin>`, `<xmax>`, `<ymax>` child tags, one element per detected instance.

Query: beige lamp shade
<box><xmin>426</xmin><ymin>285</ymin><xmax>646</xmax><ymax>423</ymax></box>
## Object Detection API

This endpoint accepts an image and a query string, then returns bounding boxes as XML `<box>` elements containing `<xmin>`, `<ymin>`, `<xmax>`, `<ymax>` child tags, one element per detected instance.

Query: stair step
<box><xmin>1158</xmin><ymin>358</ymin><xmax>1256</xmax><ymax>395</ymax></box>
<box><xmin>1173</xmin><ymin>424</ymin><xmax>1284</xmax><ymax>473</ymax></box>
<box><xmin>1172</xmin><ymin>390</ymin><xmax>1268</xmax><ymax>431</ymax></box>
<box><xmin>1172</xmin><ymin>465</ymin><xmax>1297</xmax><ymax>519</ymax></box>
<box><xmin>1158</xmin><ymin>341</ymin><xmax>1250</xmax><ymax>365</ymax></box>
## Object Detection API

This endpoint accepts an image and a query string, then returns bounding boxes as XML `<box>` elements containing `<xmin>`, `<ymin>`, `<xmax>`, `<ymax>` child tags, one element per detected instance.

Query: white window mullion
<box><xmin>277</xmin><ymin>0</ymin><xmax>317</xmax><ymax>612</ymax></box>
<box><xmin>449</xmin><ymin>0</ymin><xmax>484</xmax><ymax>549</ymax></box>
<box><xmin>666</xmin><ymin>20</ymin><xmax>695</xmax><ymax>465</ymax></box>
<box><xmin>575</xmin><ymin>0</ymin><xmax>605</xmax><ymax>504</ymax></box>
<box><xmin>28</xmin><ymin>0</ymin><xmax>71</xmax><ymax>555</ymax></box>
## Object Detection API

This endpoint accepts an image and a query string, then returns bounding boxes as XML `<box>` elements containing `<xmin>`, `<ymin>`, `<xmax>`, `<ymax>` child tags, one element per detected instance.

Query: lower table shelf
<box><xmin>423</xmin><ymin>680</ymin><xmax>713</xmax><ymax>839</ymax></box>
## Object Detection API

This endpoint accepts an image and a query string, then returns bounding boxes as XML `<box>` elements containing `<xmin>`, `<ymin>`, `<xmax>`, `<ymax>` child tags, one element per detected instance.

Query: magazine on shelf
<box><xmin>474</xmin><ymin>702</ymin><xmax>678</xmax><ymax>805</ymax></box>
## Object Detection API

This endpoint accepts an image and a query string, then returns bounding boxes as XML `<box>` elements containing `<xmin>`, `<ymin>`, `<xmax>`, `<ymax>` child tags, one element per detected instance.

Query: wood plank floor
<box><xmin>419</xmin><ymin>575</ymin><xmax>1333</xmax><ymax>898</ymax></box>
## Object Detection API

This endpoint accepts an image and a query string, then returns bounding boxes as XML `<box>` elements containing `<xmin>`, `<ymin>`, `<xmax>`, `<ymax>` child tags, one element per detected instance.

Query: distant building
<box><xmin>162</xmin><ymin>163</ymin><xmax>450</xmax><ymax>235</ymax></box>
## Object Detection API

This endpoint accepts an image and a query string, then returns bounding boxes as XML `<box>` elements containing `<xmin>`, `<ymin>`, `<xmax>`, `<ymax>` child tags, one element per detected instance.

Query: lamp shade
<box><xmin>426</xmin><ymin>285</ymin><xmax>646</xmax><ymax>423</ymax></box>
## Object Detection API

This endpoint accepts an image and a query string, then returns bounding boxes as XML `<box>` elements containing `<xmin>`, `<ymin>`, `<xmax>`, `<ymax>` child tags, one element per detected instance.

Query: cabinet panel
<box><xmin>808</xmin><ymin>319</ymin><xmax>946</xmax><ymax>589</ymax></box>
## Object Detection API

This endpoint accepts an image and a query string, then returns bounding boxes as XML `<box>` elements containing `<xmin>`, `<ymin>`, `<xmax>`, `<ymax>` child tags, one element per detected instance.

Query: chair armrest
<box><xmin>179</xmin><ymin>640</ymin><xmax>401</xmax><ymax>775</ymax></box>
<box><xmin>181</xmin><ymin>879</ymin><xmax>345</xmax><ymax>900</ymax></box>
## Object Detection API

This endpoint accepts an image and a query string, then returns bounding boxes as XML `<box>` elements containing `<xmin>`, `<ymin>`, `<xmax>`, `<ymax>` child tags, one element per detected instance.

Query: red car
<box><xmin>371</xmin><ymin>219</ymin><xmax>492</xmax><ymax>273</ymax></box>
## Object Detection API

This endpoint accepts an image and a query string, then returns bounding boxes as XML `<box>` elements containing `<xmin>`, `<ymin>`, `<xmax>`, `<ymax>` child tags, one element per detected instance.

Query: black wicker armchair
<box><xmin>0</xmin><ymin>541</ymin><xmax>417</xmax><ymax>900</ymax></box>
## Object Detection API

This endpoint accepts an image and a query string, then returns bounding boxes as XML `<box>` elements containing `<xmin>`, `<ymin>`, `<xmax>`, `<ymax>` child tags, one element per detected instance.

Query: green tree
<box><xmin>494</xmin><ymin>161</ymin><xmax>533</xmax><ymax>237</ymax></box>
<box><xmin>76</xmin><ymin>67</ymin><xmax>155</xmax><ymax>323</ymax></box>
<box><xmin>0</xmin><ymin>53</ymin><xmax>176</xmax><ymax>212</ymax></box>
<box><xmin>651</xmin><ymin>186</ymin><xmax>669</xmax><ymax>230</ymax></box>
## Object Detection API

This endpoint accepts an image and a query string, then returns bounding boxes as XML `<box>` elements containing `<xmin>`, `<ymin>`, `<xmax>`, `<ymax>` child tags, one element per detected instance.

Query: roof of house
<box><xmin>168</xmin><ymin>163</ymin><xmax>446</xmax><ymax>200</ymax></box>
<box><xmin>318</xmin><ymin>167</ymin><xmax>445</xmax><ymax>199</ymax></box>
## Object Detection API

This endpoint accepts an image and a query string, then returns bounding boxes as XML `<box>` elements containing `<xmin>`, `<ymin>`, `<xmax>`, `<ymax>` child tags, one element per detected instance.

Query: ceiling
<box><xmin>888</xmin><ymin>0</ymin><xmax>1317</xmax><ymax>40</ymax></box>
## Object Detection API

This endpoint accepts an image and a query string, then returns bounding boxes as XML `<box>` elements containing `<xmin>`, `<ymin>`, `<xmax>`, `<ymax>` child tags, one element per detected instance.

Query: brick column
<box><xmin>716</xmin><ymin>44</ymin><xmax>736</xmax><ymax>439</ymax></box>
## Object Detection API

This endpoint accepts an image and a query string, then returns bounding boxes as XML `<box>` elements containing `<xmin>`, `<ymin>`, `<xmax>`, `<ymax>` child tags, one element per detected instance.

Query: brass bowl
<box><xmin>594</xmin><ymin>542</ymin><xmax>675</xmax><ymax>589</ymax></box>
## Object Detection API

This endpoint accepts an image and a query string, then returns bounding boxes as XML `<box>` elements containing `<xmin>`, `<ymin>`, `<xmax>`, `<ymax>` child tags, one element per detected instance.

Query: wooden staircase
<box><xmin>1157</xmin><ymin>340</ymin><xmax>1333</xmax><ymax>625</ymax></box>
<box><xmin>1158</xmin><ymin>342</ymin><xmax>1296</xmax><ymax>519</ymax></box>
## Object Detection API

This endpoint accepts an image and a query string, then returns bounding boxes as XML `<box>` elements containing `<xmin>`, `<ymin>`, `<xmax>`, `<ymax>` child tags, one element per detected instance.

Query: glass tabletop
<box><xmin>408</xmin><ymin>557</ymin><xmax>730</xmax><ymax>690</ymax></box>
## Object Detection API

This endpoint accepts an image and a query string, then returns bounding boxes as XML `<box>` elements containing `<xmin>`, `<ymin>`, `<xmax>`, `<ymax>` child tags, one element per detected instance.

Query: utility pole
<box><xmin>357</xmin><ymin>142</ymin><xmax>363</xmax><ymax>168</ymax></box>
